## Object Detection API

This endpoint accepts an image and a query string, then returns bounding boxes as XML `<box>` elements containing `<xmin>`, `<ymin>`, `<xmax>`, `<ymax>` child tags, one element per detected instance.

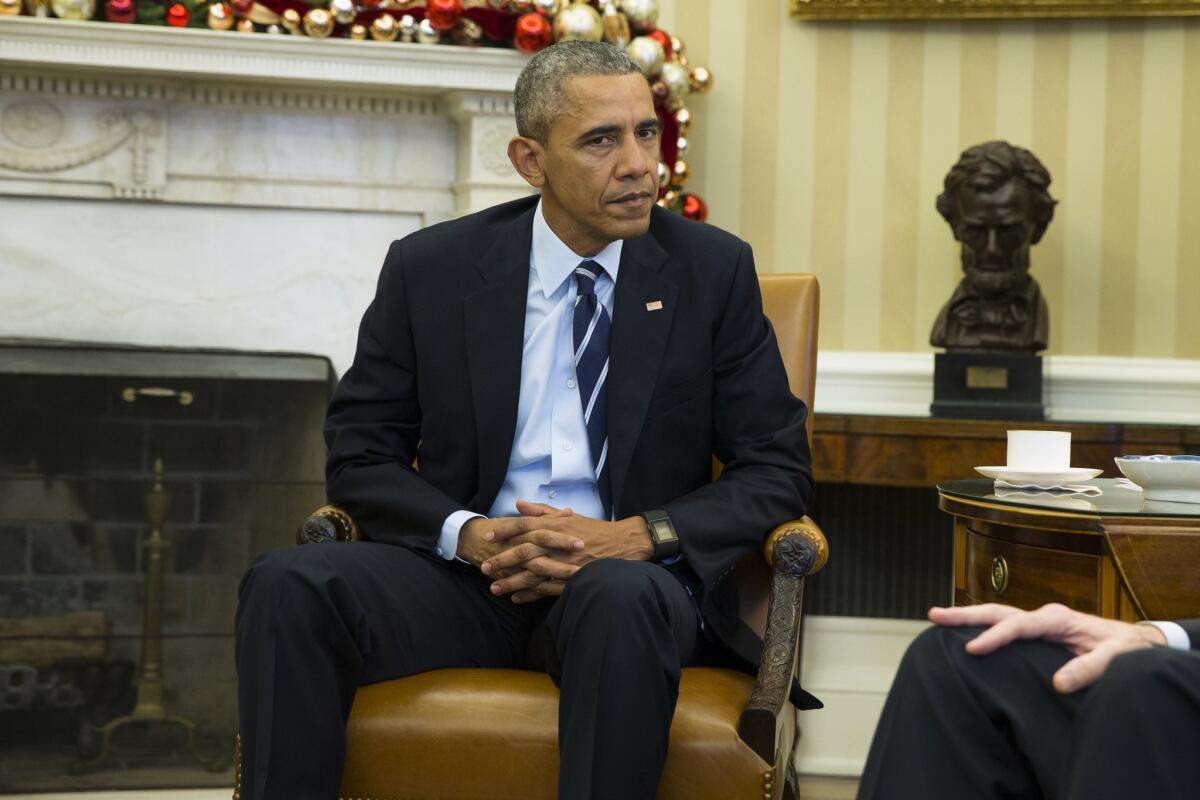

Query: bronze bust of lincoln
<box><xmin>930</xmin><ymin>141</ymin><xmax>1057</xmax><ymax>352</ymax></box>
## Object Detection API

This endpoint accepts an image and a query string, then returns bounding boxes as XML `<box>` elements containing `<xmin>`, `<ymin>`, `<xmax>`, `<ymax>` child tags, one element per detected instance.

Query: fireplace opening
<box><xmin>0</xmin><ymin>340</ymin><xmax>332</xmax><ymax>792</ymax></box>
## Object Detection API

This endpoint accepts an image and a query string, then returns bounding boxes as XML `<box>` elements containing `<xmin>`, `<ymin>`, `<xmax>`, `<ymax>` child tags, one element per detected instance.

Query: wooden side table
<box><xmin>939</xmin><ymin>479</ymin><xmax>1200</xmax><ymax>622</ymax></box>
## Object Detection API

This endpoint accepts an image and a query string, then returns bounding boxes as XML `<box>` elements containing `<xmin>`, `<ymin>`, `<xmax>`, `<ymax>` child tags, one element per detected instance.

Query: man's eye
<box><xmin>638</xmin><ymin>129</ymin><xmax>659</xmax><ymax>139</ymax></box>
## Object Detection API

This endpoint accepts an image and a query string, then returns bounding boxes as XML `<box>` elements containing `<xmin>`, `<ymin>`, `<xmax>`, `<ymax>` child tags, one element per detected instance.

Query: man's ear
<box><xmin>508</xmin><ymin>136</ymin><xmax>546</xmax><ymax>188</ymax></box>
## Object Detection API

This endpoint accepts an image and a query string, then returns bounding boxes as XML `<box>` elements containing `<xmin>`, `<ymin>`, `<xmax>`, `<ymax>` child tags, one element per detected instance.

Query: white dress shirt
<box><xmin>1143</xmin><ymin>620</ymin><xmax>1192</xmax><ymax>650</ymax></box>
<box><xmin>433</xmin><ymin>200</ymin><xmax>621</xmax><ymax>559</ymax></box>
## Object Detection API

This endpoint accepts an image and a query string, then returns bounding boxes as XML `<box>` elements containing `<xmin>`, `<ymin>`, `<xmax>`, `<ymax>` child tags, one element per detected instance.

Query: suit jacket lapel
<box><xmin>464</xmin><ymin>209</ymin><xmax>533</xmax><ymax>512</ymax></box>
<box><xmin>608</xmin><ymin>229</ymin><xmax>675</xmax><ymax>514</ymax></box>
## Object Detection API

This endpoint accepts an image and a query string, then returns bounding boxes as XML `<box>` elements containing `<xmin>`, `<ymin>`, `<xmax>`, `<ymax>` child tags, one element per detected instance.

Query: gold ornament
<box><xmin>552</xmin><ymin>2</ymin><xmax>601</xmax><ymax>42</ymax></box>
<box><xmin>510</xmin><ymin>0</ymin><xmax>531</xmax><ymax>11</ymax></box>
<box><xmin>676</xmin><ymin>53</ymin><xmax>688</xmax><ymax>68</ymax></box>
<box><xmin>207</xmin><ymin>1</ymin><xmax>235</xmax><ymax>28</ymax></box>
<box><xmin>236</xmin><ymin>17</ymin><xmax>255</xmax><ymax>31</ymax></box>
<box><xmin>660</xmin><ymin>61</ymin><xmax>689</xmax><ymax>111</ymax></box>
<box><xmin>656</xmin><ymin>189</ymin><xmax>678</xmax><ymax>209</ymax></box>
<box><xmin>689</xmin><ymin>66</ymin><xmax>712</xmax><ymax>94</ymax></box>
<box><xmin>247</xmin><ymin>2</ymin><xmax>279</xmax><ymax>24</ymax></box>
<box><xmin>673</xmin><ymin>107</ymin><xmax>691</xmax><ymax>134</ymax></box>
<box><xmin>675</xmin><ymin>135</ymin><xmax>688</xmax><ymax>154</ymax></box>
<box><xmin>452</xmin><ymin>17</ymin><xmax>483</xmax><ymax>45</ymax></box>
<box><xmin>625</xmin><ymin>36</ymin><xmax>664</xmax><ymax>79</ymax></box>
<box><xmin>657</xmin><ymin>161</ymin><xmax>669</xmax><ymax>187</ymax></box>
<box><xmin>266</xmin><ymin>23</ymin><xmax>283</xmax><ymax>33</ymax></box>
<box><xmin>601</xmin><ymin>3</ymin><xmax>629</xmax><ymax>48</ymax></box>
<box><xmin>415</xmin><ymin>17</ymin><xmax>441</xmax><ymax>43</ymax></box>
<box><xmin>303</xmin><ymin>7</ymin><xmax>334</xmax><ymax>36</ymax></box>
<box><xmin>670</xmin><ymin>34</ymin><xmax>684</xmax><ymax>58</ymax></box>
<box><xmin>621</xmin><ymin>0</ymin><xmax>657</xmax><ymax>33</ymax></box>
<box><xmin>0</xmin><ymin>0</ymin><xmax>23</xmax><ymax>14</ymax></box>
<box><xmin>370</xmin><ymin>13</ymin><xmax>397</xmax><ymax>40</ymax></box>
<box><xmin>50</xmin><ymin>0</ymin><xmax>94</xmax><ymax>20</ymax></box>
<box><xmin>670</xmin><ymin>158</ymin><xmax>688</xmax><ymax>188</ymax></box>
<box><xmin>533</xmin><ymin>0</ymin><xmax>558</xmax><ymax>16</ymax></box>
<box><xmin>281</xmin><ymin>7</ymin><xmax>300</xmax><ymax>31</ymax></box>
<box><xmin>398</xmin><ymin>13</ymin><xmax>416</xmax><ymax>41</ymax></box>
<box><xmin>329</xmin><ymin>0</ymin><xmax>355</xmax><ymax>24</ymax></box>
<box><xmin>349</xmin><ymin>22</ymin><xmax>367</xmax><ymax>38</ymax></box>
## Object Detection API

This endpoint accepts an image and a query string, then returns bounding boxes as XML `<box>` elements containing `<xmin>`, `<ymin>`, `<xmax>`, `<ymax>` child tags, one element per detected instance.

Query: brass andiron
<box><xmin>74</xmin><ymin>458</ymin><xmax>225</xmax><ymax>772</ymax></box>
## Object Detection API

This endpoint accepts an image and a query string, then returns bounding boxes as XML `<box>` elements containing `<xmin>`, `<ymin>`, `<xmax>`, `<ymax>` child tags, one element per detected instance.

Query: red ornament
<box><xmin>650</xmin><ymin>79</ymin><xmax>669</xmax><ymax>106</ymax></box>
<box><xmin>425</xmin><ymin>0</ymin><xmax>461</xmax><ymax>32</ymax></box>
<box><xmin>230</xmin><ymin>0</ymin><xmax>252</xmax><ymax>16</ymax></box>
<box><xmin>166</xmin><ymin>2</ymin><xmax>189</xmax><ymax>25</ymax></box>
<box><xmin>647</xmin><ymin>29</ymin><xmax>673</xmax><ymax>61</ymax></box>
<box><xmin>513</xmin><ymin>12</ymin><xmax>552</xmax><ymax>54</ymax></box>
<box><xmin>681</xmin><ymin>193</ymin><xmax>707</xmax><ymax>222</ymax></box>
<box><xmin>104</xmin><ymin>0</ymin><xmax>135</xmax><ymax>22</ymax></box>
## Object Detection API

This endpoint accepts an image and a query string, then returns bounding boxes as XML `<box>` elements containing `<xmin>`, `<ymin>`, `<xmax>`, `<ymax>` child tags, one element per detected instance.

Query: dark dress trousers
<box><xmin>235</xmin><ymin>196</ymin><xmax>816</xmax><ymax>800</ymax></box>
<box><xmin>857</xmin><ymin>620</ymin><xmax>1200</xmax><ymax>800</ymax></box>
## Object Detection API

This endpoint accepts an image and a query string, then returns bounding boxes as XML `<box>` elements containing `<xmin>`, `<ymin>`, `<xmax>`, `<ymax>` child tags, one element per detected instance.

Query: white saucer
<box><xmin>975</xmin><ymin>466</ymin><xmax>1103</xmax><ymax>483</ymax></box>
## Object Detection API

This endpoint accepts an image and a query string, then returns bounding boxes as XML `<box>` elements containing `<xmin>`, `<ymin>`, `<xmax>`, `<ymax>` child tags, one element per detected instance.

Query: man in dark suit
<box><xmin>235</xmin><ymin>41</ymin><xmax>815</xmax><ymax>800</ymax></box>
<box><xmin>857</xmin><ymin>602</ymin><xmax>1200</xmax><ymax>799</ymax></box>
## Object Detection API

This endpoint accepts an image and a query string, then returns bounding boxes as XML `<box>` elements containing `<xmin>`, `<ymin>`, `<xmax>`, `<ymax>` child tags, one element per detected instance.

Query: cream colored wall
<box><xmin>659</xmin><ymin>1</ymin><xmax>1200</xmax><ymax>359</ymax></box>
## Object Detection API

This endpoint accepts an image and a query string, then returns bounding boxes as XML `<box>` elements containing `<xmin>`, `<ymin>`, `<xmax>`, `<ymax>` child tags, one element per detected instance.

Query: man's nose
<box><xmin>985</xmin><ymin>228</ymin><xmax>999</xmax><ymax>253</ymax></box>
<box><xmin>615</xmin><ymin>135</ymin><xmax>651</xmax><ymax>179</ymax></box>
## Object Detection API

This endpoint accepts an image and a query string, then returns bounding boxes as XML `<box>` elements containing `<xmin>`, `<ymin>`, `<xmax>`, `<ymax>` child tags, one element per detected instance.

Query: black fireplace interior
<box><xmin>0</xmin><ymin>341</ymin><xmax>332</xmax><ymax>792</ymax></box>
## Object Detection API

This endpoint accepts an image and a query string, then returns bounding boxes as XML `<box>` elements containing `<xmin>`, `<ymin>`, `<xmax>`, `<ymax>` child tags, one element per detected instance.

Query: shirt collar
<box><xmin>531</xmin><ymin>198</ymin><xmax>623</xmax><ymax>298</ymax></box>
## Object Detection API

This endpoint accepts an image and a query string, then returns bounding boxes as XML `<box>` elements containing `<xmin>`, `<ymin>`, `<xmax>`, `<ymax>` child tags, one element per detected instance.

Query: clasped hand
<box><xmin>457</xmin><ymin>500</ymin><xmax>653</xmax><ymax>604</ymax></box>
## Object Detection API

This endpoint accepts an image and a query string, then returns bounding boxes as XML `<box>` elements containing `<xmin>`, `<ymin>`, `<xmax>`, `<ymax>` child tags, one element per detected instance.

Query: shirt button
<box><xmin>567</xmin><ymin>379</ymin><xmax>577</xmax><ymax>389</ymax></box>
<box><xmin>548</xmin><ymin>489</ymin><xmax>557</xmax><ymax>499</ymax></box>
<box><xmin>563</xmin><ymin>442</ymin><xmax>573</xmax><ymax>451</ymax></box>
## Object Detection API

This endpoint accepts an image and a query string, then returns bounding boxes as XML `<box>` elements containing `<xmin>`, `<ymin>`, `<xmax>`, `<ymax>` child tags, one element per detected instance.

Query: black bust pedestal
<box><xmin>931</xmin><ymin>351</ymin><xmax>1044</xmax><ymax>420</ymax></box>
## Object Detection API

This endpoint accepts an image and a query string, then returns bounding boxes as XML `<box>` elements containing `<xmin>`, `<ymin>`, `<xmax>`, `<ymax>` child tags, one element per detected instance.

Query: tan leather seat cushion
<box><xmin>341</xmin><ymin>667</ymin><xmax>785</xmax><ymax>800</ymax></box>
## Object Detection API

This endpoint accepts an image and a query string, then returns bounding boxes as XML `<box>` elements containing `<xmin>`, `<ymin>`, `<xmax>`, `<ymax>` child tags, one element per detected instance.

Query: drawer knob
<box><xmin>990</xmin><ymin>555</ymin><xmax>1009</xmax><ymax>595</ymax></box>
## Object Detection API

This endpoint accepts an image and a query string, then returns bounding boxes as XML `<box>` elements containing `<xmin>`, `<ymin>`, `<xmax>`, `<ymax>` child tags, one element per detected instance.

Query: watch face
<box><xmin>650</xmin><ymin>520</ymin><xmax>676</xmax><ymax>544</ymax></box>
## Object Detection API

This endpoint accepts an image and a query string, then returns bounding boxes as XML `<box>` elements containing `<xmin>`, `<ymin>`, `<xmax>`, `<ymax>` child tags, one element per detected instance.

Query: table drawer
<box><xmin>965</xmin><ymin>528</ymin><xmax>1101</xmax><ymax>613</ymax></box>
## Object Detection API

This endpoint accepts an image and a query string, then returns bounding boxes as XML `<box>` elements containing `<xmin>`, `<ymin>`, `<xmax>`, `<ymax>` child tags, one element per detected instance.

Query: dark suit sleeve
<box><xmin>659</xmin><ymin>241</ymin><xmax>815</xmax><ymax>587</ymax></box>
<box><xmin>1177</xmin><ymin>619</ymin><xmax>1200</xmax><ymax>650</ymax></box>
<box><xmin>323</xmin><ymin>241</ymin><xmax>463</xmax><ymax>550</ymax></box>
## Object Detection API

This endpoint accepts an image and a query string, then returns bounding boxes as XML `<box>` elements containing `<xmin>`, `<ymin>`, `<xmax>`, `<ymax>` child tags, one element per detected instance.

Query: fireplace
<box><xmin>0</xmin><ymin>341</ymin><xmax>332</xmax><ymax>792</ymax></box>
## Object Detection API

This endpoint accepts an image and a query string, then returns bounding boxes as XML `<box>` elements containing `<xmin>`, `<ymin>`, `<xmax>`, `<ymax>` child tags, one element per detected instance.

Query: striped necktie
<box><xmin>572</xmin><ymin>260</ymin><xmax>612</xmax><ymax>519</ymax></box>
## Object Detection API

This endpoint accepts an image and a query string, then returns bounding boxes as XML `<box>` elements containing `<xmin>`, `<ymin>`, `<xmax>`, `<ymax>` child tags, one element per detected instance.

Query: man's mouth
<box><xmin>609</xmin><ymin>191</ymin><xmax>653</xmax><ymax>206</ymax></box>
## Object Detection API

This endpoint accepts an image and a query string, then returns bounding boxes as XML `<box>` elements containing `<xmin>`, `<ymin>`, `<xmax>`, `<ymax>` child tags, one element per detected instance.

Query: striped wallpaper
<box><xmin>658</xmin><ymin>1</ymin><xmax>1200</xmax><ymax>359</ymax></box>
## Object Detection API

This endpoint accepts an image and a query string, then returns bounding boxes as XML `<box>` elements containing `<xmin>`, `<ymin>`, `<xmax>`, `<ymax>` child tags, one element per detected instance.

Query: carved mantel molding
<box><xmin>0</xmin><ymin>16</ymin><xmax>531</xmax><ymax>216</ymax></box>
<box><xmin>0</xmin><ymin>16</ymin><xmax>527</xmax><ymax>93</ymax></box>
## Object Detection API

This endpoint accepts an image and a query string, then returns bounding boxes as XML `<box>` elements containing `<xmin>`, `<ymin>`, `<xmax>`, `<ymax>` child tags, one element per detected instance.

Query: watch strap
<box><xmin>641</xmin><ymin>509</ymin><xmax>680</xmax><ymax>562</ymax></box>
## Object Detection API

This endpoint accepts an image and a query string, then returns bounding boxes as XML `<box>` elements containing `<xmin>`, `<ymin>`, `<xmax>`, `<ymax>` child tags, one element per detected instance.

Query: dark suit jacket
<box><xmin>323</xmin><ymin>195</ymin><xmax>818</xmax><ymax>707</ymax></box>
<box><xmin>1178</xmin><ymin>620</ymin><xmax>1200</xmax><ymax>649</ymax></box>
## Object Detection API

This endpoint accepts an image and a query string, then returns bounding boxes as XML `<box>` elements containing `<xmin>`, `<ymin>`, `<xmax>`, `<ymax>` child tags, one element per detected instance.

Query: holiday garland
<box><xmin>1</xmin><ymin>0</ymin><xmax>710</xmax><ymax>220</ymax></box>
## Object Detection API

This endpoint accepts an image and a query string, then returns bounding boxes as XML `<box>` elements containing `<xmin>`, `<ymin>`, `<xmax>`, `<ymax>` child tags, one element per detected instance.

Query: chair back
<box><xmin>735</xmin><ymin>274</ymin><xmax>820</xmax><ymax>640</ymax></box>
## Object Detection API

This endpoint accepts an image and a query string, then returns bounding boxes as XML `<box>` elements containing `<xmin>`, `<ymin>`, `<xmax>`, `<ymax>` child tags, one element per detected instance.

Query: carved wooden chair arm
<box><xmin>296</xmin><ymin>504</ymin><xmax>361</xmax><ymax>545</ymax></box>
<box><xmin>738</xmin><ymin>516</ymin><xmax>829</xmax><ymax>764</ymax></box>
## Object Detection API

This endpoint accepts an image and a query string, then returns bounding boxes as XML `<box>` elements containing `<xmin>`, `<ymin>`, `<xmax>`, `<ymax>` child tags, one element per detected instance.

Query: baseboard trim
<box><xmin>814</xmin><ymin>352</ymin><xmax>1200</xmax><ymax>425</ymax></box>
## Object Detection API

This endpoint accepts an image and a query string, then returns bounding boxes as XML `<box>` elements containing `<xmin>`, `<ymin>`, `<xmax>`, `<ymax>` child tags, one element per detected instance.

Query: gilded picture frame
<box><xmin>789</xmin><ymin>0</ymin><xmax>1200</xmax><ymax>20</ymax></box>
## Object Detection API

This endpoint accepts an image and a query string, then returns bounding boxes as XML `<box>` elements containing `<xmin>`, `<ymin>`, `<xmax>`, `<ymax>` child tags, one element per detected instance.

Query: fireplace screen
<box><xmin>0</xmin><ymin>342</ymin><xmax>332</xmax><ymax>793</ymax></box>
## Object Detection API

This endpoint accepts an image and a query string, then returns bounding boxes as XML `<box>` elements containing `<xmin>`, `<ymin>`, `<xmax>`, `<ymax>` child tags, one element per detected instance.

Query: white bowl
<box><xmin>1114</xmin><ymin>455</ymin><xmax>1200</xmax><ymax>504</ymax></box>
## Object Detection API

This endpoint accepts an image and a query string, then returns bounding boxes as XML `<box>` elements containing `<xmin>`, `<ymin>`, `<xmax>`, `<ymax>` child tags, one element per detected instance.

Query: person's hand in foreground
<box><xmin>929</xmin><ymin>602</ymin><xmax>1166</xmax><ymax>693</ymax></box>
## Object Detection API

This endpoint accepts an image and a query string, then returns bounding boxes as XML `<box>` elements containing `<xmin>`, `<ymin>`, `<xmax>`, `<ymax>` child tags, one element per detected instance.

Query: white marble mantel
<box><xmin>0</xmin><ymin>16</ymin><xmax>533</xmax><ymax>371</ymax></box>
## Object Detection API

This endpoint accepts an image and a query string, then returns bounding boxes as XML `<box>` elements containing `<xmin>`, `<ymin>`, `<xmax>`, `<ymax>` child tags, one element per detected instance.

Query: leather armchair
<box><xmin>234</xmin><ymin>274</ymin><xmax>827</xmax><ymax>800</ymax></box>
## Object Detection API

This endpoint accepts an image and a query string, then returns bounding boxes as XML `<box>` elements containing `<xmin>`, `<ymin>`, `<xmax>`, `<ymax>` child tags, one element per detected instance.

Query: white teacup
<box><xmin>1007</xmin><ymin>430</ymin><xmax>1071</xmax><ymax>472</ymax></box>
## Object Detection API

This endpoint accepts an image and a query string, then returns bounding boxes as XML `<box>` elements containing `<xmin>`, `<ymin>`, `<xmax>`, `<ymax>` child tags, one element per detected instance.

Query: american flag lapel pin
<box><xmin>645</xmin><ymin>300</ymin><xmax>663</xmax><ymax>311</ymax></box>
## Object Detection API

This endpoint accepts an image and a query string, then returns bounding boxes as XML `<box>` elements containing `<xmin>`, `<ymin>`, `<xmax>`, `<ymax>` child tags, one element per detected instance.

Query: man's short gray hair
<box><xmin>514</xmin><ymin>41</ymin><xmax>642</xmax><ymax>143</ymax></box>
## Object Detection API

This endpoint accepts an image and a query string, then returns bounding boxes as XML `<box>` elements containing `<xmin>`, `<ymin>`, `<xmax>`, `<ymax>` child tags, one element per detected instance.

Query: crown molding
<box><xmin>0</xmin><ymin>16</ymin><xmax>528</xmax><ymax>95</ymax></box>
